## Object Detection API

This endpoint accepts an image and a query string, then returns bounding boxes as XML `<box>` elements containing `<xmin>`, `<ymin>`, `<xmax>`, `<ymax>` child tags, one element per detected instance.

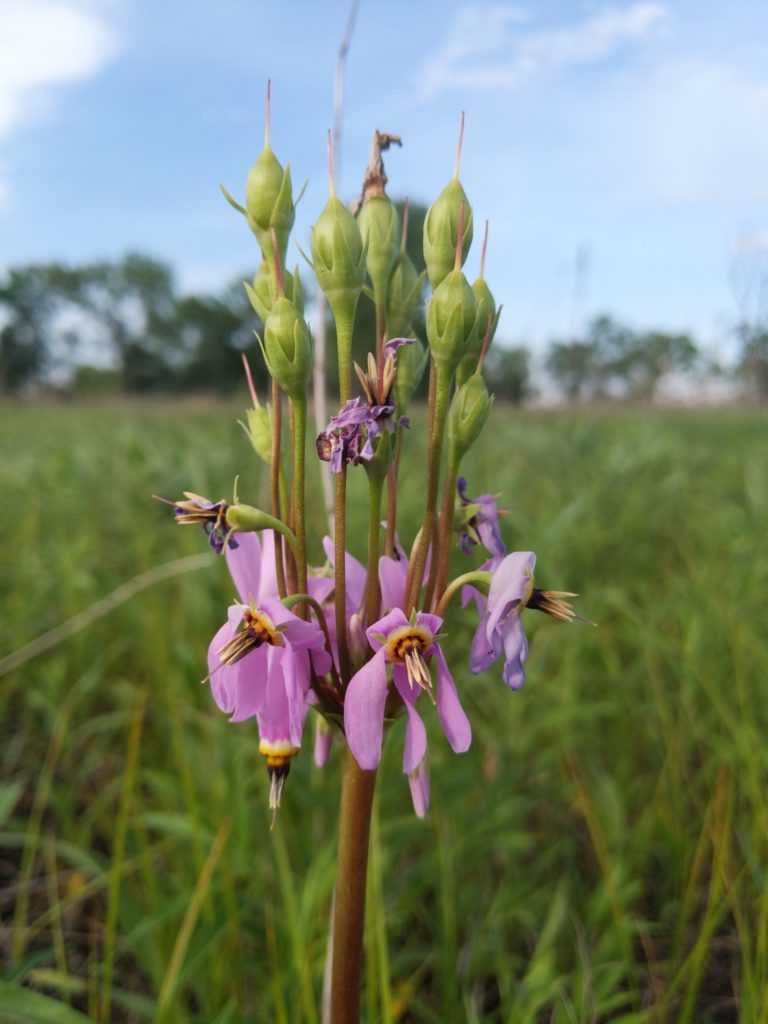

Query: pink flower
<box><xmin>344</xmin><ymin>608</ymin><xmax>471</xmax><ymax>776</ymax></box>
<box><xmin>206</xmin><ymin>531</ymin><xmax>332</xmax><ymax>811</ymax></box>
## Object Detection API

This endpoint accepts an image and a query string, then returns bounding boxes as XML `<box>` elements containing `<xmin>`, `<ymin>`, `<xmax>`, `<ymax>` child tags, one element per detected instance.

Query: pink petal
<box><xmin>393</xmin><ymin>664</ymin><xmax>427</xmax><ymax>775</ymax></box>
<box><xmin>366</xmin><ymin>608</ymin><xmax>408</xmax><ymax>651</ymax></box>
<box><xmin>256</xmin><ymin>530</ymin><xmax>279</xmax><ymax>601</ymax></box>
<box><xmin>344</xmin><ymin>648</ymin><xmax>389</xmax><ymax>770</ymax></box>
<box><xmin>407</xmin><ymin>758</ymin><xmax>430</xmax><ymax>818</ymax></box>
<box><xmin>379</xmin><ymin>555</ymin><xmax>407</xmax><ymax>613</ymax></box>
<box><xmin>229</xmin><ymin>646</ymin><xmax>268</xmax><ymax>723</ymax></box>
<box><xmin>434</xmin><ymin>646</ymin><xmax>472</xmax><ymax>753</ymax></box>
<box><xmin>226</xmin><ymin>531</ymin><xmax>262</xmax><ymax>604</ymax></box>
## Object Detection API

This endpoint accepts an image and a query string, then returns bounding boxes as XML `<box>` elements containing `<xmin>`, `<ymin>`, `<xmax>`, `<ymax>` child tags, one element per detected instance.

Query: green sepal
<box><xmin>220</xmin><ymin>183</ymin><xmax>247</xmax><ymax>216</ymax></box>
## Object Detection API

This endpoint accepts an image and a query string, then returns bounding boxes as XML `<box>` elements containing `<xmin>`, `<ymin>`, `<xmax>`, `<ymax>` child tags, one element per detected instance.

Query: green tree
<box><xmin>0</xmin><ymin>264</ymin><xmax>81</xmax><ymax>393</ymax></box>
<box><xmin>75</xmin><ymin>254</ymin><xmax>179</xmax><ymax>392</ymax></box>
<box><xmin>485</xmin><ymin>345</ymin><xmax>531</xmax><ymax>404</ymax></box>
<box><xmin>175</xmin><ymin>279</ymin><xmax>264</xmax><ymax>393</ymax></box>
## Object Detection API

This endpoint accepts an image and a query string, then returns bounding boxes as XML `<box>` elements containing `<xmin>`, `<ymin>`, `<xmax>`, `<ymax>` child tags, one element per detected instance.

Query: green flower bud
<box><xmin>423</xmin><ymin>178</ymin><xmax>473</xmax><ymax>290</ymax></box>
<box><xmin>310</xmin><ymin>196</ymin><xmax>366</xmax><ymax>322</ymax></box>
<box><xmin>393</xmin><ymin>337</ymin><xmax>428</xmax><ymax>412</ymax></box>
<box><xmin>357</xmin><ymin>196</ymin><xmax>399</xmax><ymax>310</ymax></box>
<box><xmin>387</xmin><ymin>250</ymin><xmax>425</xmax><ymax>338</ymax></box>
<box><xmin>447</xmin><ymin>372</ymin><xmax>493</xmax><ymax>461</ymax></box>
<box><xmin>244</xmin><ymin>148</ymin><xmax>295</xmax><ymax>266</ymax></box>
<box><xmin>262</xmin><ymin>297</ymin><xmax>312</xmax><ymax>400</ymax></box>
<box><xmin>426</xmin><ymin>268</ymin><xmax>476</xmax><ymax>376</ymax></box>
<box><xmin>456</xmin><ymin>279</ymin><xmax>501</xmax><ymax>386</ymax></box>
<box><xmin>245</xmin><ymin>261</ymin><xmax>305</xmax><ymax>323</ymax></box>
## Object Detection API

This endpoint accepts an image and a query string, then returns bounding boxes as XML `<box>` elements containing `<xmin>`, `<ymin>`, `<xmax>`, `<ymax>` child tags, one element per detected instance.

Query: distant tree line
<box><xmin>1</xmin><ymin>253</ymin><xmax>765</xmax><ymax>402</ymax></box>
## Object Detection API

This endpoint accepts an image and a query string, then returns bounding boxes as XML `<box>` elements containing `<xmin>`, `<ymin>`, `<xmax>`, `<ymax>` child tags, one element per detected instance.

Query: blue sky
<box><xmin>2</xmin><ymin>0</ymin><xmax>767</xmax><ymax>357</ymax></box>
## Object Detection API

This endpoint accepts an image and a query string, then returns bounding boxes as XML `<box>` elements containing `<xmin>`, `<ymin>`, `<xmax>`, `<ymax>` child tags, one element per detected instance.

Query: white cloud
<box><xmin>419</xmin><ymin>2</ymin><xmax>668</xmax><ymax>98</ymax></box>
<box><xmin>0</xmin><ymin>1</ymin><xmax>118</xmax><ymax>198</ymax></box>
<box><xmin>627</xmin><ymin>59</ymin><xmax>768</xmax><ymax>202</ymax></box>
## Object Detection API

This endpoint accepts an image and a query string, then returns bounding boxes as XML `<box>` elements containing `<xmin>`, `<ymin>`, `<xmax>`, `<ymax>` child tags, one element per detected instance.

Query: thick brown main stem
<box><xmin>330</xmin><ymin>751</ymin><xmax>378</xmax><ymax>1024</ymax></box>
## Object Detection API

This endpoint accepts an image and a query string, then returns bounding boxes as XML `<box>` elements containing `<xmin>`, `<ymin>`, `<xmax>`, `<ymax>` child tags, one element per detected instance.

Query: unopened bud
<box><xmin>357</xmin><ymin>195</ymin><xmax>399</xmax><ymax>309</ymax></box>
<box><xmin>423</xmin><ymin>178</ymin><xmax>473</xmax><ymax>290</ymax></box>
<box><xmin>245</xmin><ymin>148</ymin><xmax>295</xmax><ymax>267</ymax></box>
<box><xmin>456</xmin><ymin>277</ymin><xmax>499</xmax><ymax>385</ymax></box>
<box><xmin>245</xmin><ymin>261</ymin><xmax>305</xmax><ymax>322</ymax></box>
<box><xmin>262</xmin><ymin>297</ymin><xmax>312</xmax><ymax>400</ymax></box>
<box><xmin>387</xmin><ymin>250</ymin><xmax>425</xmax><ymax>339</ymax></box>
<box><xmin>447</xmin><ymin>372</ymin><xmax>493</xmax><ymax>461</ymax></box>
<box><xmin>310</xmin><ymin>197</ymin><xmax>366</xmax><ymax>323</ymax></box>
<box><xmin>426</xmin><ymin>269</ymin><xmax>476</xmax><ymax>376</ymax></box>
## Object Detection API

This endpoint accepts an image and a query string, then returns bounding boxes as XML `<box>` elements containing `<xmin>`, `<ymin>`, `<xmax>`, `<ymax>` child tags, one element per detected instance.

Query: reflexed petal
<box><xmin>345</xmin><ymin>551</ymin><xmax>367</xmax><ymax>610</ymax></box>
<box><xmin>278</xmin><ymin>646</ymin><xmax>311</xmax><ymax>746</ymax></box>
<box><xmin>366</xmin><ymin>608</ymin><xmax>408</xmax><ymax>650</ymax></box>
<box><xmin>344</xmin><ymin>648</ymin><xmax>389</xmax><ymax>770</ymax></box>
<box><xmin>417</xmin><ymin>611</ymin><xmax>443</xmax><ymax>643</ymax></box>
<box><xmin>434</xmin><ymin>647</ymin><xmax>472</xmax><ymax>753</ymax></box>
<box><xmin>468</xmin><ymin>609</ymin><xmax>501</xmax><ymax>673</ymax></box>
<box><xmin>501</xmin><ymin>615</ymin><xmax>528</xmax><ymax>690</ymax></box>
<box><xmin>229</xmin><ymin>646</ymin><xmax>268</xmax><ymax>722</ymax></box>
<box><xmin>408</xmin><ymin>758</ymin><xmax>430</xmax><ymax>818</ymax></box>
<box><xmin>379</xmin><ymin>555</ymin><xmax>407</xmax><ymax>612</ymax></box>
<box><xmin>207</xmin><ymin>605</ymin><xmax>245</xmax><ymax>711</ymax></box>
<box><xmin>322</xmin><ymin>537</ymin><xmax>367</xmax><ymax>612</ymax></box>
<box><xmin>256</xmin><ymin>656</ymin><xmax>293</xmax><ymax>743</ymax></box>
<box><xmin>256</xmin><ymin>530</ymin><xmax>278</xmax><ymax>601</ymax></box>
<box><xmin>260</xmin><ymin>597</ymin><xmax>325</xmax><ymax>649</ymax></box>
<box><xmin>314</xmin><ymin>716</ymin><xmax>332</xmax><ymax>767</ymax></box>
<box><xmin>393</xmin><ymin>665</ymin><xmax>427</xmax><ymax>774</ymax></box>
<box><xmin>486</xmin><ymin>551</ymin><xmax>536</xmax><ymax>636</ymax></box>
<box><xmin>226</xmin><ymin>531</ymin><xmax>262</xmax><ymax>604</ymax></box>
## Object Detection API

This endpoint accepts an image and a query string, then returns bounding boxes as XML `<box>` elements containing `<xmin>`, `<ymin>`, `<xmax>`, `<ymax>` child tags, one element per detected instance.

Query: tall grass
<box><xmin>1</xmin><ymin>399</ymin><xmax>765</xmax><ymax>1022</ymax></box>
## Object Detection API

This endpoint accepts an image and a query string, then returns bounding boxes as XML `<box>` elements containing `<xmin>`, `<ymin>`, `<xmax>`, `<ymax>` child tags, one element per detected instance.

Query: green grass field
<box><xmin>1</xmin><ymin>399</ymin><xmax>766</xmax><ymax>1023</ymax></box>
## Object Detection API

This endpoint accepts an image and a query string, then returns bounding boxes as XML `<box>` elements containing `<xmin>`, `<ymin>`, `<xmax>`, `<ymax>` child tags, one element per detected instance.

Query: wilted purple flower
<box><xmin>456</xmin><ymin>477</ymin><xmax>505</xmax><ymax>558</ymax></box>
<box><xmin>317</xmin><ymin>340</ymin><xmax>414</xmax><ymax>472</ymax></box>
<box><xmin>344</xmin><ymin>608</ymin><xmax>471</xmax><ymax>773</ymax></box>
<box><xmin>162</xmin><ymin>491</ymin><xmax>239</xmax><ymax>555</ymax></box>
<box><xmin>316</xmin><ymin>398</ymin><xmax>370</xmax><ymax>472</ymax></box>
<box><xmin>469</xmin><ymin>551</ymin><xmax>578</xmax><ymax>689</ymax></box>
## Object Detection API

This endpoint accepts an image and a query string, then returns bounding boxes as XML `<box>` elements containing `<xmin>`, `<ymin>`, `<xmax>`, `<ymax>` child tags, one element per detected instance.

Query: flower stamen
<box><xmin>386</xmin><ymin>625</ymin><xmax>434</xmax><ymax>696</ymax></box>
<box><xmin>216</xmin><ymin>607</ymin><xmax>285</xmax><ymax>666</ymax></box>
<box><xmin>260</xmin><ymin>739</ymin><xmax>300</xmax><ymax>828</ymax></box>
<box><xmin>527</xmin><ymin>589</ymin><xmax>579</xmax><ymax>622</ymax></box>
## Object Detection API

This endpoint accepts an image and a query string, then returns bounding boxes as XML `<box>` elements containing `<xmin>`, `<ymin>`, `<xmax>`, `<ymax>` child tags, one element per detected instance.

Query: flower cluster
<box><xmin>161</xmin><ymin>96</ymin><xmax>583</xmax><ymax>819</ymax></box>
